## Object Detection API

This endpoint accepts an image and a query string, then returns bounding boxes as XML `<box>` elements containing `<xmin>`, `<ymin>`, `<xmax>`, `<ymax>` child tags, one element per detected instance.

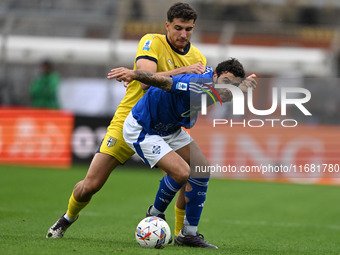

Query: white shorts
<box><xmin>123</xmin><ymin>112</ymin><xmax>192</xmax><ymax>168</ymax></box>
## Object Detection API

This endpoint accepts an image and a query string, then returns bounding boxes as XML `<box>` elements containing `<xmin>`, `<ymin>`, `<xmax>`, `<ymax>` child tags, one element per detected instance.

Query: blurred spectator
<box><xmin>280</xmin><ymin>0</ymin><xmax>299</xmax><ymax>24</ymax></box>
<box><xmin>130</xmin><ymin>0</ymin><xmax>143</xmax><ymax>21</ymax></box>
<box><xmin>222</xmin><ymin>3</ymin><xmax>256</xmax><ymax>22</ymax></box>
<box><xmin>29</xmin><ymin>60</ymin><xmax>60</xmax><ymax>109</ymax></box>
<box><xmin>298</xmin><ymin>6</ymin><xmax>319</xmax><ymax>25</ymax></box>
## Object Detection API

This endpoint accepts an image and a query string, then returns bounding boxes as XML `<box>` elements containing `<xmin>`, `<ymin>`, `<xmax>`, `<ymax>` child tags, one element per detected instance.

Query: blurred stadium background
<box><xmin>0</xmin><ymin>0</ymin><xmax>339</xmax><ymax>184</ymax></box>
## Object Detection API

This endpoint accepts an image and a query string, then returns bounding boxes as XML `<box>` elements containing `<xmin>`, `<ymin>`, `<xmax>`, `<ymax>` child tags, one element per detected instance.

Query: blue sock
<box><xmin>153</xmin><ymin>174</ymin><xmax>184</xmax><ymax>213</ymax></box>
<box><xmin>183</xmin><ymin>177</ymin><xmax>209</xmax><ymax>233</ymax></box>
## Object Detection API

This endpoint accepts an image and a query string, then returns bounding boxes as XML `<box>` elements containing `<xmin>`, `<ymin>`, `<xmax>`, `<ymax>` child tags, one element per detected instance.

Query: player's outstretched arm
<box><xmin>107</xmin><ymin>68</ymin><xmax>173</xmax><ymax>92</ymax></box>
<box><xmin>135</xmin><ymin>60</ymin><xmax>205</xmax><ymax>90</ymax></box>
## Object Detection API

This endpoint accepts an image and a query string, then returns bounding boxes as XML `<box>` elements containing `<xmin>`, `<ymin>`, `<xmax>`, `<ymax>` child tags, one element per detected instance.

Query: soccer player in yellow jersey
<box><xmin>46</xmin><ymin>2</ymin><xmax>206</xmax><ymax>240</ymax></box>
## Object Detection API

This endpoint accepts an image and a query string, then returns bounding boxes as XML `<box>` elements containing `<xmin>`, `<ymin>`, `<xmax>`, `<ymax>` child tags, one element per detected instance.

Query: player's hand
<box><xmin>181</xmin><ymin>62</ymin><xmax>206</xmax><ymax>74</ymax></box>
<box><xmin>238</xmin><ymin>74</ymin><xmax>257</xmax><ymax>93</ymax></box>
<box><xmin>107</xmin><ymin>68</ymin><xmax>135</xmax><ymax>83</ymax></box>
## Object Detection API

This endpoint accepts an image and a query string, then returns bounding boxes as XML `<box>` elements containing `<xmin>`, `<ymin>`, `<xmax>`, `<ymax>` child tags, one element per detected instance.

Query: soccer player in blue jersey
<box><xmin>107</xmin><ymin>58</ymin><xmax>257</xmax><ymax>248</ymax></box>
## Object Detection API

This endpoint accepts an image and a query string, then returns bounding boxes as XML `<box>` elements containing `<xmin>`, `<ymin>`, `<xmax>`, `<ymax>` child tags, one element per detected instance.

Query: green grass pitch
<box><xmin>0</xmin><ymin>164</ymin><xmax>339</xmax><ymax>255</ymax></box>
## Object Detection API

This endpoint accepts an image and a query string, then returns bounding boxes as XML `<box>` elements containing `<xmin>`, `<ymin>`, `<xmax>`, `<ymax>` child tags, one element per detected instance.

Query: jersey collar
<box><xmin>166</xmin><ymin>35</ymin><xmax>191</xmax><ymax>55</ymax></box>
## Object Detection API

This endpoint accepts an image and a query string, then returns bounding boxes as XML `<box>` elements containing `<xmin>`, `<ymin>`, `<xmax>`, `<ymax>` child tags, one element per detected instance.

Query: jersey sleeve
<box><xmin>170</xmin><ymin>74</ymin><xmax>190</xmax><ymax>95</ymax></box>
<box><xmin>169</xmin><ymin>73</ymin><xmax>202</xmax><ymax>106</ymax></box>
<box><xmin>170</xmin><ymin>70</ymin><xmax>214</xmax><ymax>103</ymax></box>
<box><xmin>135</xmin><ymin>34</ymin><xmax>163</xmax><ymax>64</ymax></box>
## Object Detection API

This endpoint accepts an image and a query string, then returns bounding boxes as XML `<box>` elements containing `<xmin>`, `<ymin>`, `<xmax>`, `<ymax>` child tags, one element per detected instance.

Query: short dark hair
<box><xmin>167</xmin><ymin>2</ymin><xmax>197</xmax><ymax>23</ymax></box>
<box><xmin>215</xmin><ymin>58</ymin><xmax>245</xmax><ymax>78</ymax></box>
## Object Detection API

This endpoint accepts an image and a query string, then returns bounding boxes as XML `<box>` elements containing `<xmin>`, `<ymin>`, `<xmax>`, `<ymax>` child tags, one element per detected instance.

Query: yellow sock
<box><xmin>174</xmin><ymin>204</ymin><xmax>185</xmax><ymax>236</ymax></box>
<box><xmin>66</xmin><ymin>193</ymin><xmax>91</xmax><ymax>219</ymax></box>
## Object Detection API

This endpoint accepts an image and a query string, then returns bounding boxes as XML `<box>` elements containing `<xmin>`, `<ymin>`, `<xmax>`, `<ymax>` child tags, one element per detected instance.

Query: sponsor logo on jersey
<box><xmin>107</xmin><ymin>137</ymin><xmax>117</xmax><ymax>147</ymax></box>
<box><xmin>143</xmin><ymin>40</ymin><xmax>152</xmax><ymax>51</ymax></box>
<box><xmin>176</xmin><ymin>82</ymin><xmax>188</xmax><ymax>91</ymax></box>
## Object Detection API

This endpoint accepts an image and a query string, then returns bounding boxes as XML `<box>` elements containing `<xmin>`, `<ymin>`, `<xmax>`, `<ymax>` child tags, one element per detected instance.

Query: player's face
<box><xmin>214</xmin><ymin>72</ymin><xmax>242</xmax><ymax>102</ymax></box>
<box><xmin>165</xmin><ymin>18</ymin><xmax>195</xmax><ymax>52</ymax></box>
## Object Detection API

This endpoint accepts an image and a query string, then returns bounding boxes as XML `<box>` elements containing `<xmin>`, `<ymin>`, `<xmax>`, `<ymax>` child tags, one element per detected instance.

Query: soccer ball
<box><xmin>135</xmin><ymin>216</ymin><xmax>171</xmax><ymax>249</ymax></box>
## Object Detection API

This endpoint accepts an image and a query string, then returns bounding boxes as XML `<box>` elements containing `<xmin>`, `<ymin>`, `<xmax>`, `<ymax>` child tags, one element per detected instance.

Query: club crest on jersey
<box><xmin>152</xmin><ymin>145</ymin><xmax>161</xmax><ymax>154</ymax></box>
<box><xmin>107</xmin><ymin>137</ymin><xmax>117</xmax><ymax>147</ymax></box>
<box><xmin>176</xmin><ymin>82</ymin><xmax>188</xmax><ymax>91</ymax></box>
<box><xmin>143</xmin><ymin>40</ymin><xmax>152</xmax><ymax>51</ymax></box>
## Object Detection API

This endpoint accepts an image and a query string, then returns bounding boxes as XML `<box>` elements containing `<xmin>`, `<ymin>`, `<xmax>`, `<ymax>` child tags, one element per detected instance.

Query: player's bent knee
<box><xmin>80</xmin><ymin>180</ymin><xmax>103</xmax><ymax>197</ymax></box>
<box><xmin>171</xmin><ymin>168</ymin><xmax>190</xmax><ymax>184</ymax></box>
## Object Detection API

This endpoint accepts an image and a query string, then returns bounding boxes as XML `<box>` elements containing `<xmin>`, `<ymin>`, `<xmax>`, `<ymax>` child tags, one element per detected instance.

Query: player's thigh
<box><xmin>176</xmin><ymin>140</ymin><xmax>210</xmax><ymax>178</ymax></box>
<box><xmin>83</xmin><ymin>152</ymin><xmax>120</xmax><ymax>189</ymax></box>
<box><xmin>156</xmin><ymin>150</ymin><xmax>190</xmax><ymax>183</ymax></box>
<box><xmin>170</xmin><ymin>129</ymin><xmax>209</xmax><ymax>166</ymax></box>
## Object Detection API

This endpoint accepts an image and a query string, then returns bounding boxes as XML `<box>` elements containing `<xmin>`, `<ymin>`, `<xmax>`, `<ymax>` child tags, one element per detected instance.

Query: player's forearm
<box><xmin>156</xmin><ymin>67</ymin><xmax>188</xmax><ymax>77</ymax></box>
<box><xmin>134</xmin><ymin>70</ymin><xmax>173</xmax><ymax>92</ymax></box>
<box><xmin>139</xmin><ymin>69</ymin><xmax>180</xmax><ymax>90</ymax></box>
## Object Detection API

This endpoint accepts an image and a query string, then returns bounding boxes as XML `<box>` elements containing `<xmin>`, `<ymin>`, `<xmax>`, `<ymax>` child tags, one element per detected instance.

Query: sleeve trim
<box><xmin>136</xmin><ymin>56</ymin><xmax>158</xmax><ymax>64</ymax></box>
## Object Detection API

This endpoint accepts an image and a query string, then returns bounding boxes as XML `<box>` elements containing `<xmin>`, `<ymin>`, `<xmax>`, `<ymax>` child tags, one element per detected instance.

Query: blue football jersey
<box><xmin>131</xmin><ymin>67</ymin><xmax>214</xmax><ymax>136</ymax></box>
